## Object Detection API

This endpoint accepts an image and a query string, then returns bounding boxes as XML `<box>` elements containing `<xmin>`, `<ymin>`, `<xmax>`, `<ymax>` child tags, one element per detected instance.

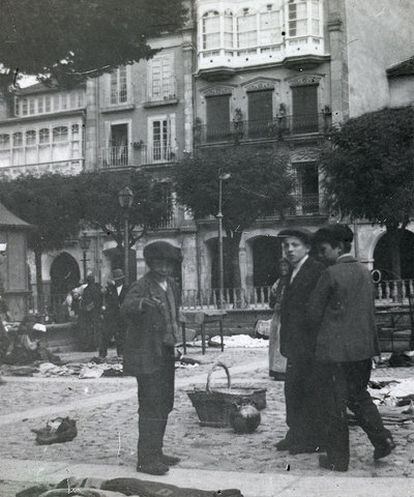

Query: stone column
<box><xmin>181</xmin><ymin>39</ymin><xmax>194</xmax><ymax>154</ymax></box>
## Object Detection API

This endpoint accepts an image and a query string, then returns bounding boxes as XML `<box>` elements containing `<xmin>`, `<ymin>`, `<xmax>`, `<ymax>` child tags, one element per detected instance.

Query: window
<box><xmin>28</xmin><ymin>98</ymin><xmax>35</xmax><ymax>114</ymax></box>
<box><xmin>45</xmin><ymin>96</ymin><xmax>51</xmax><ymax>113</ymax></box>
<box><xmin>295</xmin><ymin>163</ymin><xmax>319</xmax><ymax>215</ymax></box>
<box><xmin>202</xmin><ymin>11</ymin><xmax>220</xmax><ymax>50</ymax></box>
<box><xmin>259</xmin><ymin>5</ymin><xmax>281</xmax><ymax>45</ymax></box>
<box><xmin>21</xmin><ymin>98</ymin><xmax>28</xmax><ymax>116</ymax></box>
<box><xmin>39</xmin><ymin>128</ymin><xmax>50</xmax><ymax>144</ymax></box>
<box><xmin>25</xmin><ymin>130</ymin><xmax>36</xmax><ymax>146</ymax></box>
<box><xmin>292</xmin><ymin>85</ymin><xmax>318</xmax><ymax>132</ymax></box>
<box><xmin>288</xmin><ymin>0</ymin><xmax>308</xmax><ymax>37</ymax></box>
<box><xmin>311</xmin><ymin>0</ymin><xmax>320</xmax><ymax>35</ymax></box>
<box><xmin>206</xmin><ymin>94</ymin><xmax>230</xmax><ymax>142</ymax></box>
<box><xmin>110</xmin><ymin>66</ymin><xmax>128</xmax><ymax>105</ymax></box>
<box><xmin>224</xmin><ymin>10</ymin><xmax>234</xmax><ymax>48</ymax></box>
<box><xmin>152</xmin><ymin>119</ymin><xmax>170</xmax><ymax>161</ymax></box>
<box><xmin>248</xmin><ymin>90</ymin><xmax>273</xmax><ymax>138</ymax></box>
<box><xmin>237</xmin><ymin>9</ymin><xmax>257</xmax><ymax>49</ymax></box>
<box><xmin>13</xmin><ymin>132</ymin><xmax>23</xmax><ymax>147</ymax></box>
<box><xmin>53</xmin><ymin>126</ymin><xmax>69</xmax><ymax>142</ymax></box>
<box><xmin>150</xmin><ymin>55</ymin><xmax>175</xmax><ymax>101</ymax></box>
<box><xmin>0</xmin><ymin>134</ymin><xmax>10</xmax><ymax>149</ymax></box>
<box><xmin>38</xmin><ymin>98</ymin><xmax>44</xmax><ymax>114</ymax></box>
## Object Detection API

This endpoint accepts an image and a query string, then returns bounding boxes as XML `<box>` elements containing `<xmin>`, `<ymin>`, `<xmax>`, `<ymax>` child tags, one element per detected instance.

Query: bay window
<box><xmin>237</xmin><ymin>9</ymin><xmax>257</xmax><ymax>49</ymax></box>
<box><xmin>202</xmin><ymin>11</ymin><xmax>220</xmax><ymax>50</ymax></box>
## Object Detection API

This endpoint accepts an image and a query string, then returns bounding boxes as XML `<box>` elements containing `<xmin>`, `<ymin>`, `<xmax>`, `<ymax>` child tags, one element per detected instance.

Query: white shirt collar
<box><xmin>290</xmin><ymin>254</ymin><xmax>309</xmax><ymax>283</ymax></box>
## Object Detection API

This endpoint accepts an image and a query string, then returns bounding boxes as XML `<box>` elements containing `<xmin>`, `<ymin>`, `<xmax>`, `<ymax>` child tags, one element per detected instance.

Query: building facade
<box><xmin>0</xmin><ymin>0</ymin><xmax>413</xmax><ymax>309</ymax></box>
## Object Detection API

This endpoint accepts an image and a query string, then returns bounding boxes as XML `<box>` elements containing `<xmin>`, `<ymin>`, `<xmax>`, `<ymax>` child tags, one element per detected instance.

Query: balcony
<box><xmin>101</xmin><ymin>145</ymin><xmax>179</xmax><ymax>169</ymax></box>
<box><xmin>0</xmin><ymin>158</ymin><xmax>84</xmax><ymax>179</ymax></box>
<box><xmin>289</xmin><ymin>193</ymin><xmax>321</xmax><ymax>216</ymax></box>
<box><xmin>194</xmin><ymin>113</ymin><xmax>331</xmax><ymax>146</ymax></box>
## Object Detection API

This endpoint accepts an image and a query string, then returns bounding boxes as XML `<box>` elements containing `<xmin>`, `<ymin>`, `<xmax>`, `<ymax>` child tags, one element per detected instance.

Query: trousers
<box><xmin>317</xmin><ymin>359</ymin><xmax>391</xmax><ymax>468</ymax></box>
<box><xmin>136</xmin><ymin>347</ymin><xmax>175</xmax><ymax>463</ymax></box>
<box><xmin>284</xmin><ymin>358</ymin><xmax>322</xmax><ymax>447</ymax></box>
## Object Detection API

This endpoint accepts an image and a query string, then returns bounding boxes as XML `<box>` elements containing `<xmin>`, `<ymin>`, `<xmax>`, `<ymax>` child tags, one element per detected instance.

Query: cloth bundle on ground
<box><xmin>31</xmin><ymin>417</ymin><xmax>77</xmax><ymax>445</ymax></box>
<box><xmin>17</xmin><ymin>477</ymin><xmax>243</xmax><ymax>497</ymax></box>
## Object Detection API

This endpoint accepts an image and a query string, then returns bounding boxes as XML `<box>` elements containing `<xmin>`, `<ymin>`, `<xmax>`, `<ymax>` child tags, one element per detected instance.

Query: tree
<box><xmin>73</xmin><ymin>170</ymin><xmax>171</xmax><ymax>248</ymax></box>
<box><xmin>175</xmin><ymin>146</ymin><xmax>295</xmax><ymax>290</ymax></box>
<box><xmin>320</xmin><ymin>106</ymin><xmax>414</xmax><ymax>279</ymax></box>
<box><xmin>0</xmin><ymin>0</ymin><xmax>188</xmax><ymax>87</ymax></box>
<box><xmin>0</xmin><ymin>173</ymin><xmax>83</xmax><ymax>303</ymax></box>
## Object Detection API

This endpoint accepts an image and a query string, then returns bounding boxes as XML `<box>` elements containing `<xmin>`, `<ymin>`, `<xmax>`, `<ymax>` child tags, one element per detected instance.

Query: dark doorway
<box><xmin>248</xmin><ymin>89</ymin><xmax>273</xmax><ymax>138</ymax></box>
<box><xmin>50</xmin><ymin>252</ymin><xmax>81</xmax><ymax>297</ymax></box>
<box><xmin>206</xmin><ymin>94</ymin><xmax>231</xmax><ymax>142</ymax></box>
<box><xmin>252</xmin><ymin>236</ymin><xmax>282</xmax><ymax>287</ymax></box>
<box><xmin>373</xmin><ymin>229</ymin><xmax>414</xmax><ymax>280</ymax></box>
<box><xmin>109</xmin><ymin>123</ymin><xmax>128</xmax><ymax>166</ymax></box>
<box><xmin>292</xmin><ymin>85</ymin><xmax>318</xmax><ymax>133</ymax></box>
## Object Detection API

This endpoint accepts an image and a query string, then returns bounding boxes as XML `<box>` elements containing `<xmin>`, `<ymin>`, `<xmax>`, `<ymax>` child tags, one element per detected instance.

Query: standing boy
<box><xmin>276</xmin><ymin>228</ymin><xmax>325</xmax><ymax>454</ymax></box>
<box><xmin>121</xmin><ymin>241</ymin><xmax>182</xmax><ymax>476</ymax></box>
<box><xmin>309</xmin><ymin>224</ymin><xmax>395</xmax><ymax>471</ymax></box>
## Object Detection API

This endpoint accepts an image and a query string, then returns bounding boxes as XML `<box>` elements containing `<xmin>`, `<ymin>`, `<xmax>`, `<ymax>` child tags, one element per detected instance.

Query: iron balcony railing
<box><xmin>181</xmin><ymin>280</ymin><xmax>414</xmax><ymax>311</ymax></box>
<box><xmin>101</xmin><ymin>145</ymin><xmax>178</xmax><ymax>168</ymax></box>
<box><xmin>194</xmin><ymin>113</ymin><xmax>332</xmax><ymax>145</ymax></box>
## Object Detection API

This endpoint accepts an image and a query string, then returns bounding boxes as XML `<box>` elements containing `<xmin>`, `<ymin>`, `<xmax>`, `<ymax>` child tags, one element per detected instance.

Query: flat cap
<box><xmin>313</xmin><ymin>224</ymin><xmax>354</xmax><ymax>244</ymax></box>
<box><xmin>278</xmin><ymin>227</ymin><xmax>313</xmax><ymax>245</ymax></box>
<box><xmin>143</xmin><ymin>241</ymin><xmax>182</xmax><ymax>262</ymax></box>
<box><xmin>111</xmin><ymin>268</ymin><xmax>125</xmax><ymax>281</ymax></box>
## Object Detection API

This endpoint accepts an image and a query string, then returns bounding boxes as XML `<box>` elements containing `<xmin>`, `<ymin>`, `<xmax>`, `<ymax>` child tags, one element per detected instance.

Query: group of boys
<box><xmin>275</xmin><ymin>224</ymin><xmax>395</xmax><ymax>472</ymax></box>
<box><xmin>120</xmin><ymin>225</ymin><xmax>395</xmax><ymax>476</ymax></box>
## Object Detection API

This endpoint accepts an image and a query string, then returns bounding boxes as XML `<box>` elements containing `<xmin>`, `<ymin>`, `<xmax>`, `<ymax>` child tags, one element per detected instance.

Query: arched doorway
<box><xmin>252</xmin><ymin>236</ymin><xmax>282</xmax><ymax>287</ymax></box>
<box><xmin>50</xmin><ymin>252</ymin><xmax>81</xmax><ymax>297</ymax></box>
<box><xmin>373</xmin><ymin>229</ymin><xmax>414</xmax><ymax>280</ymax></box>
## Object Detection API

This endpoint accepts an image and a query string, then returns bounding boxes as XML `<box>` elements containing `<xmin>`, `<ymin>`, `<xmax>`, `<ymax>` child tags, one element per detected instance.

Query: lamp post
<box><xmin>217</xmin><ymin>172</ymin><xmax>231</xmax><ymax>309</ymax></box>
<box><xmin>79</xmin><ymin>232</ymin><xmax>91</xmax><ymax>282</ymax></box>
<box><xmin>118</xmin><ymin>186</ymin><xmax>134</xmax><ymax>286</ymax></box>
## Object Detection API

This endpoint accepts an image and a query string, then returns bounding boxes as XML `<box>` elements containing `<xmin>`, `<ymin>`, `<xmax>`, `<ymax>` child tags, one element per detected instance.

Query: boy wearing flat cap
<box><xmin>276</xmin><ymin>228</ymin><xmax>325</xmax><ymax>454</ymax></box>
<box><xmin>121</xmin><ymin>241</ymin><xmax>182</xmax><ymax>475</ymax></box>
<box><xmin>309</xmin><ymin>224</ymin><xmax>395</xmax><ymax>472</ymax></box>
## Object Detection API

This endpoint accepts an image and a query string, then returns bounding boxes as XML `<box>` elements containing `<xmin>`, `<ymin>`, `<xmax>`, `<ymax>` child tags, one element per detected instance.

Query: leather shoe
<box><xmin>275</xmin><ymin>438</ymin><xmax>292</xmax><ymax>451</ymax></box>
<box><xmin>160</xmin><ymin>454</ymin><xmax>181</xmax><ymax>466</ymax></box>
<box><xmin>319</xmin><ymin>455</ymin><xmax>348</xmax><ymax>472</ymax></box>
<box><xmin>374</xmin><ymin>437</ymin><xmax>396</xmax><ymax>460</ymax></box>
<box><xmin>136</xmin><ymin>461</ymin><xmax>169</xmax><ymax>475</ymax></box>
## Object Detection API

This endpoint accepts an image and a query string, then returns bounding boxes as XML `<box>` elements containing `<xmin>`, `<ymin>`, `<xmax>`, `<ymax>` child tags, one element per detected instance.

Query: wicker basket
<box><xmin>186</xmin><ymin>362</ymin><xmax>267</xmax><ymax>427</ymax></box>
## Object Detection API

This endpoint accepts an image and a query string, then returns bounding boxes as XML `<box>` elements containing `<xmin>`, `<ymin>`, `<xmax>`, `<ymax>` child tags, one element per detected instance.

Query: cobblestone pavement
<box><xmin>0</xmin><ymin>347</ymin><xmax>413</xmax><ymax>497</ymax></box>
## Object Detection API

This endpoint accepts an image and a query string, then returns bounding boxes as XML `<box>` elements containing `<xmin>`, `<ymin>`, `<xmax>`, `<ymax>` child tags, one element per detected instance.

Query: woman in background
<box><xmin>269</xmin><ymin>258</ymin><xmax>290</xmax><ymax>380</ymax></box>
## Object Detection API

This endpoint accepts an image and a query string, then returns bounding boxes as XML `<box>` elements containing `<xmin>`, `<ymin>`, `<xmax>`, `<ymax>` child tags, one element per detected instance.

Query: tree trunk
<box><xmin>34</xmin><ymin>248</ymin><xmax>44</xmax><ymax>314</ymax></box>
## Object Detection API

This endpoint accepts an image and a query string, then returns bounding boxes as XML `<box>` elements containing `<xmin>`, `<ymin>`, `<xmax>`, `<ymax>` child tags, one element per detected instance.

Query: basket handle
<box><xmin>206</xmin><ymin>362</ymin><xmax>231</xmax><ymax>393</ymax></box>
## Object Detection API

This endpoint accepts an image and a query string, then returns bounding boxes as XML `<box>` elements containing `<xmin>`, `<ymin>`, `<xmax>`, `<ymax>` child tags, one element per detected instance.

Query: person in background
<box><xmin>78</xmin><ymin>272</ymin><xmax>102</xmax><ymax>351</ymax></box>
<box><xmin>121</xmin><ymin>242</ymin><xmax>182</xmax><ymax>476</ymax></box>
<box><xmin>268</xmin><ymin>258</ymin><xmax>290</xmax><ymax>380</ymax></box>
<box><xmin>275</xmin><ymin>228</ymin><xmax>325</xmax><ymax>455</ymax></box>
<box><xmin>99</xmin><ymin>268</ymin><xmax>128</xmax><ymax>359</ymax></box>
<box><xmin>309</xmin><ymin>224</ymin><xmax>395</xmax><ymax>472</ymax></box>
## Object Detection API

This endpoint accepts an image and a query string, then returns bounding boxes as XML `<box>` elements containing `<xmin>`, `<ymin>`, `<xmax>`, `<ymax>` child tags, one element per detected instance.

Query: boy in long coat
<box><xmin>309</xmin><ymin>224</ymin><xmax>395</xmax><ymax>471</ymax></box>
<box><xmin>121</xmin><ymin>241</ymin><xmax>182</xmax><ymax>476</ymax></box>
<box><xmin>276</xmin><ymin>228</ymin><xmax>325</xmax><ymax>454</ymax></box>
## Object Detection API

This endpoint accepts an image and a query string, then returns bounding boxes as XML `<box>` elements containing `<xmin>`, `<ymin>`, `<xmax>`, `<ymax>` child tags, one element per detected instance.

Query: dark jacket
<box><xmin>308</xmin><ymin>255</ymin><xmax>380</xmax><ymax>362</ymax></box>
<box><xmin>280</xmin><ymin>257</ymin><xmax>325</xmax><ymax>360</ymax></box>
<box><xmin>120</xmin><ymin>272</ymin><xmax>180</xmax><ymax>376</ymax></box>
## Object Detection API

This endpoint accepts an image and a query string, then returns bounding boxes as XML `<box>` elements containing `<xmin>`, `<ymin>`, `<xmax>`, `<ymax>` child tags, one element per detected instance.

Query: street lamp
<box><xmin>79</xmin><ymin>232</ymin><xmax>91</xmax><ymax>282</ymax></box>
<box><xmin>118</xmin><ymin>186</ymin><xmax>134</xmax><ymax>286</ymax></box>
<box><xmin>217</xmin><ymin>172</ymin><xmax>231</xmax><ymax>309</ymax></box>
